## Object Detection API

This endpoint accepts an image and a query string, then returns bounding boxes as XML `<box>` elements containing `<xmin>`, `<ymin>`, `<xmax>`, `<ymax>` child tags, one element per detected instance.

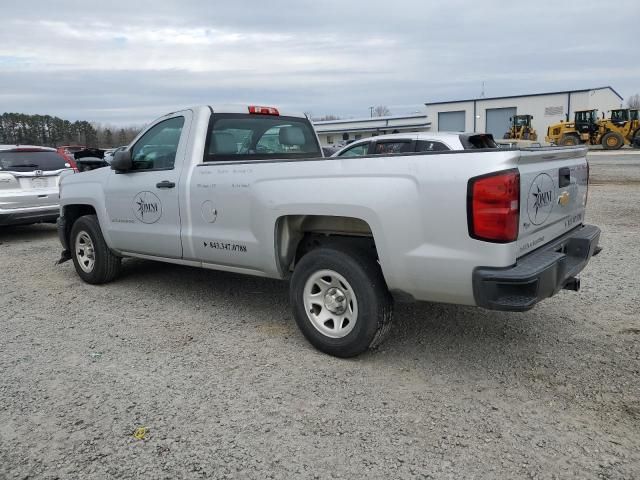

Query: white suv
<box><xmin>0</xmin><ymin>146</ymin><xmax>73</xmax><ymax>226</ymax></box>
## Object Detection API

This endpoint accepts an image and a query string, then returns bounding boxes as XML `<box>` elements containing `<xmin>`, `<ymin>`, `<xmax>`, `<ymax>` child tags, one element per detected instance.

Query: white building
<box><xmin>314</xmin><ymin>113</ymin><xmax>430</xmax><ymax>147</ymax></box>
<box><xmin>425</xmin><ymin>86</ymin><xmax>623</xmax><ymax>139</ymax></box>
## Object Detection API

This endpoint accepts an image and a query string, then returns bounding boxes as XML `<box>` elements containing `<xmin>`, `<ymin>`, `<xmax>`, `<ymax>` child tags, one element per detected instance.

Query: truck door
<box><xmin>103</xmin><ymin>111</ymin><xmax>191</xmax><ymax>258</ymax></box>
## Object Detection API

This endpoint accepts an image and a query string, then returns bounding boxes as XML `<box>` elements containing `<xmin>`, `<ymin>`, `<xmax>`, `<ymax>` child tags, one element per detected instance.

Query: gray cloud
<box><xmin>1</xmin><ymin>0</ymin><xmax>638</xmax><ymax>124</ymax></box>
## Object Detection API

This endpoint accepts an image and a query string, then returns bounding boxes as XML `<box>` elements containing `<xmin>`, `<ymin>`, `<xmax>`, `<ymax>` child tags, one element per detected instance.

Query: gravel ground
<box><xmin>1</xmin><ymin>153</ymin><xmax>639</xmax><ymax>479</ymax></box>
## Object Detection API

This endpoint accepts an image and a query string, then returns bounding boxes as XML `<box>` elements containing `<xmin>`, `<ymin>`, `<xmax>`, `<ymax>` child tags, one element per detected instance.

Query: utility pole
<box><xmin>481</xmin><ymin>81</ymin><xmax>485</xmax><ymax>98</ymax></box>
<box><xmin>369</xmin><ymin>106</ymin><xmax>374</xmax><ymax>118</ymax></box>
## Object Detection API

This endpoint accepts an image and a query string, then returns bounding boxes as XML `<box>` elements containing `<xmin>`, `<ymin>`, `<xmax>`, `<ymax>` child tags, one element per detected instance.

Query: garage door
<box><xmin>438</xmin><ymin>111</ymin><xmax>465</xmax><ymax>132</ymax></box>
<box><xmin>486</xmin><ymin>107</ymin><xmax>516</xmax><ymax>139</ymax></box>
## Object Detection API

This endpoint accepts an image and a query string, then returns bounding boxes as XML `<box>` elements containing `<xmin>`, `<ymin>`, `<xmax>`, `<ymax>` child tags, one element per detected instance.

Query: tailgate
<box><xmin>0</xmin><ymin>171</ymin><xmax>62</xmax><ymax>209</ymax></box>
<box><xmin>517</xmin><ymin>147</ymin><xmax>589</xmax><ymax>257</ymax></box>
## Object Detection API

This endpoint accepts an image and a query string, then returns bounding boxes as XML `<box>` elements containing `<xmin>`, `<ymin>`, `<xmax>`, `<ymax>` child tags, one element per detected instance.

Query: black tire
<box><xmin>559</xmin><ymin>134</ymin><xmax>580</xmax><ymax>146</ymax></box>
<box><xmin>290</xmin><ymin>246</ymin><xmax>393</xmax><ymax>358</ymax></box>
<box><xmin>632</xmin><ymin>130</ymin><xmax>640</xmax><ymax>149</ymax></box>
<box><xmin>601</xmin><ymin>131</ymin><xmax>624</xmax><ymax>150</ymax></box>
<box><xmin>70</xmin><ymin>214</ymin><xmax>121</xmax><ymax>284</ymax></box>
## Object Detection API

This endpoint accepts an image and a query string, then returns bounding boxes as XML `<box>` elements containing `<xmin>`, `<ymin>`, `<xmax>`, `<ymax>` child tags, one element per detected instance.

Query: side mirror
<box><xmin>111</xmin><ymin>150</ymin><xmax>132</xmax><ymax>171</ymax></box>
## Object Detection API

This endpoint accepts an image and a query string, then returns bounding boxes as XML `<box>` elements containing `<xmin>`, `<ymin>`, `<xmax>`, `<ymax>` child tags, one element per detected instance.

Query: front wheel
<box><xmin>290</xmin><ymin>246</ymin><xmax>393</xmax><ymax>357</ymax></box>
<box><xmin>601</xmin><ymin>131</ymin><xmax>624</xmax><ymax>150</ymax></box>
<box><xmin>70</xmin><ymin>215</ymin><xmax>121</xmax><ymax>284</ymax></box>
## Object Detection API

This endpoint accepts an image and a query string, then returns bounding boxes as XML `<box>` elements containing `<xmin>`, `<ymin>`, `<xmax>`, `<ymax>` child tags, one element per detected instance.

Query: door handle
<box><xmin>156</xmin><ymin>180</ymin><xmax>175</xmax><ymax>189</ymax></box>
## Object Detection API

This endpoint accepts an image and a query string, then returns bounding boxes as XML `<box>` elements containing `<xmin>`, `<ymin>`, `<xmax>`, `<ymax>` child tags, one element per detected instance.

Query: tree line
<box><xmin>628</xmin><ymin>94</ymin><xmax>640</xmax><ymax>109</ymax></box>
<box><xmin>0</xmin><ymin>112</ymin><xmax>141</xmax><ymax>148</ymax></box>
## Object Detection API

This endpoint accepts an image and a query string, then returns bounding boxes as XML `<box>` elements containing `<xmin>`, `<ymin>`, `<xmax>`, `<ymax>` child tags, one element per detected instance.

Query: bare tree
<box><xmin>372</xmin><ymin>105</ymin><xmax>391</xmax><ymax>117</ymax></box>
<box><xmin>313</xmin><ymin>115</ymin><xmax>341</xmax><ymax>121</ymax></box>
<box><xmin>627</xmin><ymin>94</ymin><xmax>640</xmax><ymax>109</ymax></box>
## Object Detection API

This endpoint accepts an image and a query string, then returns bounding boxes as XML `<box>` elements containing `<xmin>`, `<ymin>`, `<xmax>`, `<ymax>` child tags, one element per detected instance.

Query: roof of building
<box><xmin>424</xmin><ymin>86</ymin><xmax>623</xmax><ymax>106</ymax></box>
<box><xmin>313</xmin><ymin>113</ymin><xmax>428</xmax><ymax>125</ymax></box>
<box><xmin>313</xmin><ymin>113</ymin><xmax>431</xmax><ymax>134</ymax></box>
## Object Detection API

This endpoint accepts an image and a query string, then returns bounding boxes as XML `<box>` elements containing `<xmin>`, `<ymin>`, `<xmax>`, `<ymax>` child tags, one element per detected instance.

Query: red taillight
<box><xmin>468</xmin><ymin>169</ymin><xmax>520</xmax><ymax>243</ymax></box>
<box><xmin>248</xmin><ymin>105</ymin><xmax>279</xmax><ymax>115</ymax></box>
<box><xmin>59</xmin><ymin>152</ymin><xmax>78</xmax><ymax>172</ymax></box>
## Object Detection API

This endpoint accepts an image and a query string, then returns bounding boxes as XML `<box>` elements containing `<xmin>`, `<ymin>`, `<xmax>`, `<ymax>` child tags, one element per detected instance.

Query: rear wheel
<box><xmin>70</xmin><ymin>215</ymin><xmax>121</xmax><ymax>284</ymax></box>
<box><xmin>559</xmin><ymin>134</ymin><xmax>580</xmax><ymax>146</ymax></box>
<box><xmin>601</xmin><ymin>131</ymin><xmax>624</xmax><ymax>150</ymax></box>
<box><xmin>290</xmin><ymin>246</ymin><xmax>393</xmax><ymax>357</ymax></box>
<box><xmin>632</xmin><ymin>129</ymin><xmax>640</xmax><ymax>148</ymax></box>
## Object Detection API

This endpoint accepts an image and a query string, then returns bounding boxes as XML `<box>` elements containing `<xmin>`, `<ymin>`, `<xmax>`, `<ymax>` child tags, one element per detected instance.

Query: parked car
<box><xmin>57</xmin><ymin>105</ymin><xmax>600</xmax><ymax>357</ymax></box>
<box><xmin>495</xmin><ymin>139</ymin><xmax>543</xmax><ymax>149</ymax></box>
<box><xmin>72</xmin><ymin>147</ymin><xmax>108</xmax><ymax>172</ymax></box>
<box><xmin>321</xmin><ymin>146</ymin><xmax>340</xmax><ymax>157</ymax></box>
<box><xmin>0</xmin><ymin>145</ymin><xmax>73</xmax><ymax>226</ymax></box>
<box><xmin>56</xmin><ymin>145</ymin><xmax>86</xmax><ymax>171</ymax></box>
<box><xmin>331</xmin><ymin>132</ymin><xmax>497</xmax><ymax>157</ymax></box>
<box><xmin>103</xmin><ymin>146</ymin><xmax>127</xmax><ymax>165</ymax></box>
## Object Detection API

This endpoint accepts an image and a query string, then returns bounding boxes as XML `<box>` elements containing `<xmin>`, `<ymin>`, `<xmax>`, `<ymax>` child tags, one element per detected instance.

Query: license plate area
<box><xmin>31</xmin><ymin>177</ymin><xmax>50</xmax><ymax>189</ymax></box>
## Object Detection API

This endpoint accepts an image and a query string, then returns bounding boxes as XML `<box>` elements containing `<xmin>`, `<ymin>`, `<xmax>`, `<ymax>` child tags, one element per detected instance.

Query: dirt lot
<box><xmin>1</xmin><ymin>153</ymin><xmax>639</xmax><ymax>479</ymax></box>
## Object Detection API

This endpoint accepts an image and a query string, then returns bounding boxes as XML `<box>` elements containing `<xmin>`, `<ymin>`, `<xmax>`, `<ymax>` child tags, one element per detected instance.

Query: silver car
<box><xmin>0</xmin><ymin>145</ymin><xmax>73</xmax><ymax>226</ymax></box>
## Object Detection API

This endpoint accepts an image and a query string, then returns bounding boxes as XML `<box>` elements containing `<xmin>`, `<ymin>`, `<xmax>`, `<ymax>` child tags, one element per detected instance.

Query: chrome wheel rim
<box><xmin>303</xmin><ymin>269</ymin><xmax>358</xmax><ymax>339</ymax></box>
<box><xmin>75</xmin><ymin>231</ymin><xmax>96</xmax><ymax>273</ymax></box>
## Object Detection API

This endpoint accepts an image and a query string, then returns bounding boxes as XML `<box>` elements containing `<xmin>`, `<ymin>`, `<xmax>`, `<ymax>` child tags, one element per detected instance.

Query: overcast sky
<box><xmin>1</xmin><ymin>0</ymin><xmax>638</xmax><ymax>125</ymax></box>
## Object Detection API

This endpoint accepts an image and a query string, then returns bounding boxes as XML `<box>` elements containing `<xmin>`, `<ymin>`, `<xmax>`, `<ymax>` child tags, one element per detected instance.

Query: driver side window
<box><xmin>131</xmin><ymin>116</ymin><xmax>185</xmax><ymax>171</ymax></box>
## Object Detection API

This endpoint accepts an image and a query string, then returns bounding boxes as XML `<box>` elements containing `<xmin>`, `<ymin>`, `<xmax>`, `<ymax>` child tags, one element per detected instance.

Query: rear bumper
<box><xmin>0</xmin><ymin>205</ymin><xmax>59</xmax><ymax>226</ymax></box>
<box><xmin>473</xmin><ymin>224</ymin><xmax>601</xmax><ymax>311</ymax></box>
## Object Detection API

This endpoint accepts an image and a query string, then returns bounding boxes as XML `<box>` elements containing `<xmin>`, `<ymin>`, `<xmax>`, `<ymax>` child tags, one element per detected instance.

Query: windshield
<box><xmin>514</xmin><ymin>116</ymin><xmax>529</xmax><ymax>126</ymax></box>
<box><xmin>0</xmin><ymin>150</ymin><xmax>67</xmax><ymax>172</ymax></box>
<box><xmin>611</xmin><ymin>110</ymin><xmax>629</xmax><ymax>122</ymax></box>
<box><xmin>205</xmin><ymin>114</ymin><xmax>321</xmax><ymax>161</ymax></box>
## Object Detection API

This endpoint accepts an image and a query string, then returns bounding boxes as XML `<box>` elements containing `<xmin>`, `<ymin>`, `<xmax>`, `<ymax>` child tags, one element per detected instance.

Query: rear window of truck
<box><xmin>204</xmin><ymin>114</ymin><xmax>322</xmax><ymax>162</ymax></box>
<box><xmin>0</xmin><ymin>150</ymin><xmax>67</xmax><ymax>172</ymax></box>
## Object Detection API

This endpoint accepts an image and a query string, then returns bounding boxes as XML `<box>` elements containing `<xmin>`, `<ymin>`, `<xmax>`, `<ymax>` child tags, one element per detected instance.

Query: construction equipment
<box><xmin>545</xmin><ymin>109</ymin><xmax>633</xmax><ymax>150</ymax></box>
<box><xmin>632</xmin><ymin>110</ymin><xmax>640</xmax><ymax>147</ymax></box>
<box><xmin>607</xmin><ymin>108</ymin><xmax>640</xmax><ymax>148</ymax></box>
<box><xmin>504</xmin><ymin>114</ymin><xmax>538</xmax><ymax>141</ymax></box>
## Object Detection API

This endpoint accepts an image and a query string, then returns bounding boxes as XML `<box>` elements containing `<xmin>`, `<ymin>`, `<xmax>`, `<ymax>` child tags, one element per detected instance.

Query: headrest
<box><xmin>212</xmin><ymin>132</ymin><xmax>237</xmax><ymax>154</ymax></box>
<box><xmin>279</xmin><ymin>126</ymin><xmax>306</xmax><ymax>146</ymax></box>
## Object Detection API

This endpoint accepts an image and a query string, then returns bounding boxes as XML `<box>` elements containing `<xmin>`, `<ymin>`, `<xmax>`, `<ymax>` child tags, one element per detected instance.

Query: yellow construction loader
<box><xmin>504</xmin><ymin>114</ymin><xmax>538</xmax><ymax>141</ymax></box>
<box><xmin>632</xmin><ymin>110</ymin><xmax>640</xmax><ymax>147</ymax></box>
<box><xmin>609</xmin><ymin>108</ymin><xmax>640</xmax><ymax>147</ymax></box>
<box><xmin>545</xmin><ymin>109</ymin><xmax>633</xmax><ymax>150</ymax></box>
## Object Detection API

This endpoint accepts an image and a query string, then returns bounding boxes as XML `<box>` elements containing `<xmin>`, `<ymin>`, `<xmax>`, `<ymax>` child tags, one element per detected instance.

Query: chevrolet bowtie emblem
<box><xmin>558</xmin><ymin>191</ymin><xmax>570</xmax><ymax>206</ymax></box>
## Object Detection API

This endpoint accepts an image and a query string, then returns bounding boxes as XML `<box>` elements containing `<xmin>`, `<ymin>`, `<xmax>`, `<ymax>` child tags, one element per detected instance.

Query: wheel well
<box><xmin>275</xmin><ymin>215</ymin><xmax>377</xmax><ymax>274</ymax></box>
<box><xmin>61</xmin><ymin>204</ymin><xmax>97</xmax><ymax>245</ymax></box>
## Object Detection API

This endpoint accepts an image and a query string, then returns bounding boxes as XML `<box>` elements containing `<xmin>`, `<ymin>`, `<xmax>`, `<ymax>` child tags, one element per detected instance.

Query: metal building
<box><xmin>425</xmin><ymin>86</ymin><xmax>623</xmax><ymax>139</ymax></box>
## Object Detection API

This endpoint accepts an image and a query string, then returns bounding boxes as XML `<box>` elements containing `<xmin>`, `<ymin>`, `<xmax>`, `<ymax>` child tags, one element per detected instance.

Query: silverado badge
<box><xmin>558</xmin><ymin>191</ymin><xmax>570</xmax><ymax>207</ymax></box>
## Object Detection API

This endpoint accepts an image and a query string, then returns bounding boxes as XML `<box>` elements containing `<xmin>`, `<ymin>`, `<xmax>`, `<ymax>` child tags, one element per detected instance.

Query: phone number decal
<box><xmin>203</xmin><ymin>241</ymin><xmax>247</xmax><ymax>253</ymax></box>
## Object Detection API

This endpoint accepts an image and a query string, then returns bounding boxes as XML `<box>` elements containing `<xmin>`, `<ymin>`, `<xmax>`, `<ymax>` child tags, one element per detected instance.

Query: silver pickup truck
<box><xmin>57</xmin><ymin>105</ymin><xmax>601</xmax><ymax>357</ymax></box>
